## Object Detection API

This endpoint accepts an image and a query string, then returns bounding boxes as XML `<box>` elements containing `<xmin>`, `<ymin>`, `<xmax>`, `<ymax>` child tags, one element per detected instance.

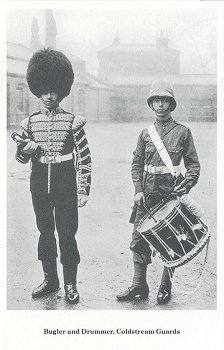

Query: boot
<box><xmin>157</xmin><ymin>267</ymin><xmax>175</xmax><ymax>305</ymax></box>
<box><xmin>116</xmin><ymin>262</ymin><xmax>149</xmax><ymax>301</ymax></box>
<box><xmin>63</xmin><ymin>264</ymin><xmax>79</xmax><ymax>304</ymax></box>
<box><xmin>116</xmin><ymin>284</ymin><xmax>149</xmax><ymax>301</ymax></box>
<box><xmin>32</xmin><ymin>260</ymin><xmax>59</xmax><ymax>298</ymax></box>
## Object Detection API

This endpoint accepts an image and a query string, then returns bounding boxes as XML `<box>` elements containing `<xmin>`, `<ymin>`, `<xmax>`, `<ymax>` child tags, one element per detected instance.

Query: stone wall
<box><xmin>110</xmin><ymin>84</ymin><xmax>217</xmax><ymax>122</ymax></box>
<box><xmin>7</xmin><ymin>74</ymin><xmax>112</xmax><ymax>128</ymax></box>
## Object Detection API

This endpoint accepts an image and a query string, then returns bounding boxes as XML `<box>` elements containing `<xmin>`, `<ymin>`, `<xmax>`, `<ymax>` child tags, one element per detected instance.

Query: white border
<box><xmin>1</xmin><ymin>1</ymin><xmax>224</xmax><ymax>350</ymax></box>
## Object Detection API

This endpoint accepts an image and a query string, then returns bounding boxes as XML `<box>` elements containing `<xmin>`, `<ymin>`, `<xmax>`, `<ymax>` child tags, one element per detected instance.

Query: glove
<box><xmin>134</xmin><ymin>192</ymin><xmax>145</xmax><ymax>206</ymax></box>
<box><xmin>20</xmin><ymin>140</ymin><xmax>38</xmax><ymax>155</ymax></box>
<box><xmin>174</xmin><ymin>179</ymin><xmax>195</xmax><ymax>195</ymax></box>
<box><xmin>78</xmin><ymin>193</ymin><xmax>89</xmax><ymax>207</ymax></box>
<box><xmin>184</xmin><ymin>180</ymin><xmax>195</xmax><ymax>193</ymax></box>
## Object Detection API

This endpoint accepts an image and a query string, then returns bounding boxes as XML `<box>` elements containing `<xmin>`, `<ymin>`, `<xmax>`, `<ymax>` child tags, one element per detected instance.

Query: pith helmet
<box><xmin>26</xmin><ymin>48</ymin><xmax>74</xmax><ymax>99</ymax></box>
<box><xmin>147</xmin><ymin>80</ymin><xmax>177</xmax><ymax>112</ymax></box>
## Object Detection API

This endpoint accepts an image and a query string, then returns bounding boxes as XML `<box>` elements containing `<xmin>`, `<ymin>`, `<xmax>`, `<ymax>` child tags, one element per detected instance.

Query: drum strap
<box><xmin>148</xmin><ymin>124</ymin><xmax>177</xmax><ymax>177</ymax></box>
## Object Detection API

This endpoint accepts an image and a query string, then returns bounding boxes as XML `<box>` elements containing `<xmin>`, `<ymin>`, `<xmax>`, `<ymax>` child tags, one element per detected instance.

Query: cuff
<box><xmin>185</xmin><ymin>180</ymin><xmax>196</xmax><ymax>193</ymax></box>
<box><xmin>135</xmin><ymin>184</ymin><xmax>143</xmax><ymax>195</ymax></box>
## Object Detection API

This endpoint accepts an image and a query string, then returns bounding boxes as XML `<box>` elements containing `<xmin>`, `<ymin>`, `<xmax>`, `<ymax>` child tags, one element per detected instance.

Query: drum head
<box><xmin>139</xmin><ymin>198</ymin><xmax>180</xmax><ymax>233</ymax></box>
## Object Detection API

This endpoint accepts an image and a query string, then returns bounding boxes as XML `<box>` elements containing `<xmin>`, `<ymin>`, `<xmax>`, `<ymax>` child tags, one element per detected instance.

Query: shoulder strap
<box><xmin>148</xmin><ymin>124</ymin><xmax>176</xmax><ymax>176</ymax></box>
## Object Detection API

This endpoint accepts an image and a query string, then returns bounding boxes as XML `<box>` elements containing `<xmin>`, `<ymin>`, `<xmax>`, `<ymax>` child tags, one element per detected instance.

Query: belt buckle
<box><xmin>147</xmin><ymin>165</ymin><xmax>152</xmax><ymax>173</ymax></box>
<box><xmin>155</xmin><ymin>167</ymin><xmax>162</xmax><ymax>174</ymax></box>
<box><xmin>148</xmin><ymin>165</ymin><xmax>156</xmax><ymax>174</ymax></box>
<box><xmin>44</xmin><ymin>154</ymin><xmax>57</xmax><ymax>164</ymax></box>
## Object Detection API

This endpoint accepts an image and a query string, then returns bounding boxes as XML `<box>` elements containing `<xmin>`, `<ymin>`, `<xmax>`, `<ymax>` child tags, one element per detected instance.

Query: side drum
<box><xmin>137</xmin><ymin>197</ymin><xmax>210</xmax><ymax>268</ymax></box>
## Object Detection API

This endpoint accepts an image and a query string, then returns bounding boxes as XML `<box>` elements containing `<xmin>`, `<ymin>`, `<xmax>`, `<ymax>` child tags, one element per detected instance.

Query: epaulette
<box><xmin>71</xmin><ymin>115</ymin><xmax>87</xmax><ymax>131</ymax></box>
<box><xmin>174</xmin><ymin>120</ymin><xmax>190</xmax><ymax>131</ymax></box>
<box><xmin>21</xmin><ymin>111</ymin><xmax>41</xmax><ymax>133</ymax></box>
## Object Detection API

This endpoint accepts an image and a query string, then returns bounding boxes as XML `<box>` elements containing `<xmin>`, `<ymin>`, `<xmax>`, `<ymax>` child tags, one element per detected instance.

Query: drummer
<box><xmin>116</xmin><ymin>80</ymin><xmax>200</xmax><ymax>304</ymax></box>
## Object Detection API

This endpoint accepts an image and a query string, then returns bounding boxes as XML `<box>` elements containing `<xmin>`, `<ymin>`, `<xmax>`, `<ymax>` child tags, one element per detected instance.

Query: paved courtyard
<box><xmin>7</xmin><ymin>121</ymin><xmax>216</xmax><ymax>310</ymax></box>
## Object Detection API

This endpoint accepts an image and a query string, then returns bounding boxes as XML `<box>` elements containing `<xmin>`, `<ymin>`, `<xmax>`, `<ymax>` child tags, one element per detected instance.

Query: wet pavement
<box><xmin>7</xmin><ymin>121</ymin><xmax>217</xmax><ymax>310</ymax></box>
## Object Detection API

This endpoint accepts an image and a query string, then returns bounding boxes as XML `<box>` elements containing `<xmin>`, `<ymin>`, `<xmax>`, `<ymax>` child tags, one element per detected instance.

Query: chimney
<box><xmin>30</xmin><ymin>17</ymin><xmax>41</xmax><ymax>51</ymax></box>
<box><xmin>113</xmin><ymin>33</ymin><xmax>120</xmax><ymax>45</ymax></box>
<box><xmin>156</xmin><ymin>29</ymin><xmax>168</xmax><ymax>49</ymax></box>
<box><xmin>45</xmin><ymin>9</ymin><xmax>57</xmax><ymax>49</ymax></box>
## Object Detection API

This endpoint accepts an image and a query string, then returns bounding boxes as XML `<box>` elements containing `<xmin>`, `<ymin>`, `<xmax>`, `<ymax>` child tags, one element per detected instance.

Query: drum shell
<box><xmin>137</xmin><ymin>200</ymin><xmax>210</xmax><ymax>268</ymax></box>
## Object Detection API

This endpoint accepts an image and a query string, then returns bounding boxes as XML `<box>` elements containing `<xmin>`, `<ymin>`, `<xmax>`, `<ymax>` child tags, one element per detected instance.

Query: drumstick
<box><xmin>142</xmin><ymin>204</ymin><xmax>158</xmax><ymax>223</ymax></box>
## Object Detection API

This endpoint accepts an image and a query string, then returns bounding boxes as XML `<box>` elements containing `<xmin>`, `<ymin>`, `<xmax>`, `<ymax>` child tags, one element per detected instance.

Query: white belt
<box><xmin>37</xmin><ymin>153</ymin><xmax>73</xmax><ymax>164</ymax></box>
<box><xmin>144</xmin><ymin>164</ymin><xmax>181</xmax><ymax>176</ymax></box>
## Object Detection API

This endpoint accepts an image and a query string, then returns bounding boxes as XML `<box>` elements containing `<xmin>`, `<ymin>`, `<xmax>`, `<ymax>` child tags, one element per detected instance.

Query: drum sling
<box><xmin>147</xmin><ymin>124</ymin><xmax>177</xmax><ymax>177</ymax></box>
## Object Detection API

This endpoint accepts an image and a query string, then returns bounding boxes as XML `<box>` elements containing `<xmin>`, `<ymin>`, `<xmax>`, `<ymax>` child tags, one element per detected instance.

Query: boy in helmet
<box><xmin>15</xmin><ymin>48</ymin><xmax>91</xmax><ymax>304</ymax></box>
<box><xmin>116</xmin><ymin>80</ymin><xmax>200</xmax><ymax>305</ymax></box>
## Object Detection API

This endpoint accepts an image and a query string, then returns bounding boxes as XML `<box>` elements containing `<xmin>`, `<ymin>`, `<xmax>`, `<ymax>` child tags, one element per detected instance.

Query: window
<box><xmin>77</xmin><ymin>89</ymin><xmax>85</xmax><ymax>116</ymax></box>
<box><xmin>16</xmin><ymin>84</ymin><xmax>28</xmax><ymax>114</ymax></box>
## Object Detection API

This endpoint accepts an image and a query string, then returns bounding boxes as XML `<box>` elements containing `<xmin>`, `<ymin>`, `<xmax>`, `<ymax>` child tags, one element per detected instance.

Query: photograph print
<box><xmin>7</xmin><ymin>3</ymin><xmax>217</xmax><ymax>311</ymax></box>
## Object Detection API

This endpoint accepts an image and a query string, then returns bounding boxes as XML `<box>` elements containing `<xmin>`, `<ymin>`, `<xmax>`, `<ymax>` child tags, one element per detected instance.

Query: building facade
<box><xmin>7</xmin><ymin>11</ymin><xmax>216</xmax><ymax>128</ymax></box>
<box><xmin>98</xmin><ymin>34</ymin><xmax>216</xmax><ymax>121</ymax></box>
<box><xmin>7</xmin><ymin>11</ymin><xmax>111</xmax><ymax>129</ymax></box>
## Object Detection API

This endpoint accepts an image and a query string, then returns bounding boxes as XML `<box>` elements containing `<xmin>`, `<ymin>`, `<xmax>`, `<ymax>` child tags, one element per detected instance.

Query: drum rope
<box><xmin>164</xmin><ymin>219</ymin><xmax>202</xmax><ymax>252</ymax></box>
<box><xmin>168</xmin><ymin>236</ymin><xmax>210</xmax><ymax>295</ymax></box>
<box><xmin>140</xmin><ymin>230</ymin><xmax>181</xmax><ymax>260</ymax></box>
<box><xmin>164</xmin><ymin>219</ymin><xmax>187</xmax><ymax>255</ymax></box>
<box><xmin>176</xmin><ymin>207</ymin><xmax>205</xmax><ymax>243</ymax></box>
<box><xmin>150</xmin><ymin>230</ymin><xmax>182</xmax><ymax>259</ymax></box>
<box><xmin>141</xmin><ymin>202</ymin><xmax>185</xmax><ymax>259</ymax></box>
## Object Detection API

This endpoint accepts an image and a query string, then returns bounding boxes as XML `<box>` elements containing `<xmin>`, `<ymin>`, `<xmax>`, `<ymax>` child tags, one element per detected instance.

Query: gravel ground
<box><xmin>7</xmin><ymin>121</ymin><xmax>216</xmax><ymax>310</ymax></box>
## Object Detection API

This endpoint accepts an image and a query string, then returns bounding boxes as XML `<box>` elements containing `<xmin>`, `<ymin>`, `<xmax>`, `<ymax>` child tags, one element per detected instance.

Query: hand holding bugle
<box><xmin>11</xmin><ymin>132</ymin><xmax>29</xmax><ymax>147</ymax></box>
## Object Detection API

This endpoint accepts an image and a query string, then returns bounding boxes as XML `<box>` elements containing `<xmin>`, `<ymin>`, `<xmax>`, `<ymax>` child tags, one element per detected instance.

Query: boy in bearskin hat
<box><xmin>15</xmin><ymin>48</ymin><xmax>91</xmax><ymax>304</ymax></box>
<box><xmin>116</xmin><ymin>80</ymin><xmax>200</xmax><ymax>305</ymax></box>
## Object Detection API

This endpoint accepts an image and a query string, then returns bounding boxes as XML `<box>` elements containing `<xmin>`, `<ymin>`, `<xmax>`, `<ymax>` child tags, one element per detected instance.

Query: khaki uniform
<box><xmin>130</xmin><ymin>117</ymin><xmax>200</xmax><ymax>264</ymax></box>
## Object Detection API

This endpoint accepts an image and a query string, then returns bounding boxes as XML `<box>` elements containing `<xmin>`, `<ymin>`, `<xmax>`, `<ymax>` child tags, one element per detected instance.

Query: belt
<box><xmin>36</xmin><ymin>153</ymin><xmax>74</xmax><ymax>164</ymax></box>
<box><xmin>144</xmin><ymin>164</ymin><xmax>181</xmax><ymax>176</ymax></box>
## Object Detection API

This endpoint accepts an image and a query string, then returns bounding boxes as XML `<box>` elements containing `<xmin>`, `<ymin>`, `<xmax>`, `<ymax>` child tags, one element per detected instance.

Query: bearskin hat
<box><xmin>147</xmin><ymin>80</ymin><xmax>177</xmax><ymax>112</ymax></box>
<box><xmin>26</xmin><ymin>48</ymin><xmax>74</xmax><ymax>99</ymax></box>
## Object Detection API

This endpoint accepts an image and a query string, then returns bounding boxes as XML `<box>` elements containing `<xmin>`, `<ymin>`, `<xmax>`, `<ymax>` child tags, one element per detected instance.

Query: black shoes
<box><xmin>116</xmin><ymin>284</ymin><xmax>149</xmax><ymax>301</ymax></box>
<box><xmin>157</xmin><ymin>283</ymin><xmax>172</xmax><ymax>305</ymax></box>
<box><xmin>116</xmin><ymin>283</ymin><xmax>172</xmax><ymax>304</ymax></box>
<box><xmin>32</xmin><ymin>274</ymin><xmax>59</xmax><ymax>298</ymax></box>
<box><xmin>32</xmin><ymin>262</ymin><xmax>80</xmax><ymax>304</ymax></box>
<box><xmin>64</xmin><ymin>283</ymin><xmax>80</xmax><ymax>304</ymax></box>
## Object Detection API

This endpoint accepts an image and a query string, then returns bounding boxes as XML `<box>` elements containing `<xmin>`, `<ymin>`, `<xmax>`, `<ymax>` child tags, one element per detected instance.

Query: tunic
<box><xmin>130</xmin><ymin>117</ymin><xmax>200</xmax><ymax>264</ymax></box>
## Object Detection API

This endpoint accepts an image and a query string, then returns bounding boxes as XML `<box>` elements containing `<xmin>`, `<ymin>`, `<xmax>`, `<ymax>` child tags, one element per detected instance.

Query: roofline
<box><xmin>7</xmin><ymin>55</ymin><xmax>29</xmax><ymax>63</ymax></box>
<box><xmin>7</xmin><ymin>41</ymin><xmax>33</xmax><ymax>52</ymax></box>
<box><xmin>7</xmin><ymin>72</ymin><xmax>26</xmax><ymax>78</ymax></box>
<box><xmin>98</xmin><ymin>43</ymin><xmax>181</xmax><ymax>53</ymax></box>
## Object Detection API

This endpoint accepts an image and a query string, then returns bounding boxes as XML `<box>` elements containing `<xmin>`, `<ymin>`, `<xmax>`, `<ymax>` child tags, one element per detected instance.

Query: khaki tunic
<box><xmin>130</xmin><ymin>117</ymin><xmax>200</xmax><ymax>264</ymax></box>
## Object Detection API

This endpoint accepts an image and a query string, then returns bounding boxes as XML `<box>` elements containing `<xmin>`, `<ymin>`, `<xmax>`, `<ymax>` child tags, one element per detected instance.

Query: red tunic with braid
<box><xmin>16</xmin><ymin>106</ymin><xmax>91</xmax><ymax>196</ymax></box>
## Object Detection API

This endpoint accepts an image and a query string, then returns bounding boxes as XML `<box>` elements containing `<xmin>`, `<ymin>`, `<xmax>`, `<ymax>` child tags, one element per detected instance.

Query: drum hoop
<box><xmin>137</xmin><ymin>202</ymin><xmax>181</xmax><ymax>234</ymax></box>
<box><xmin>162</xmin><ymin>229</ymin><xmax>210</xmax><ymax>268</ymax></box>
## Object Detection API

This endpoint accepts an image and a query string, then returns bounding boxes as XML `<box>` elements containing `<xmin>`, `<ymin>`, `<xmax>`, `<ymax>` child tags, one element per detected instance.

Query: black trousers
<box><xmin>31</xmin><ymin>191</ymin><xmax>80</xmax><ymax>266</ymax></box>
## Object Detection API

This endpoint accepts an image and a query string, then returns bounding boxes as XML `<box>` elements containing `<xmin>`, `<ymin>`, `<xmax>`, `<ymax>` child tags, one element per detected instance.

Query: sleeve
<box><xmin>131</xmin><ymin>130</ymin><xmax>145</xmax><ymax>194</ymax></box>
<box><xmin>73</xmin><ymin>127</ymin><xmax>92</xmax><ymax>196</ymax></box>
<box><xmin>182</xmin><ymin>128</ymin><xmax>201</xmax><ymax>192</ymax></box>
<box><xmin>15</xmin><ymin>117</ymin><xmax>32</xmax><ymax>164</ymax></box>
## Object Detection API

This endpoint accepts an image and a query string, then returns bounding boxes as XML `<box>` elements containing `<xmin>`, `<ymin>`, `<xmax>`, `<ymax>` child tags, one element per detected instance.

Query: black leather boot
<box><xmin>116</xmin><ymin>284</ymin><xmax>149</xmax><ymax>301</ymax></box>
<box><xmin>32</xmin><ymin>260</ymin><xmax>59</xmax><ymax>298</ymax></box>
<box><xmin>157</xmin><ymin>283</ymin><xmax>172</xmax><ymax>305</ymax></box>
<box><xmin>63</xmin><ymin>264</ymin><xmax>79</xmax><ymax>304</ymax></box>
<box><xmin>64</xmin><ymin>283</ymin><xmax>79</xmax><ymax>304</ymax></box>
<box><xmin>157</xmin><ymin>267</ymin><xmax>174</xmax><ymax>305</ymax></box>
